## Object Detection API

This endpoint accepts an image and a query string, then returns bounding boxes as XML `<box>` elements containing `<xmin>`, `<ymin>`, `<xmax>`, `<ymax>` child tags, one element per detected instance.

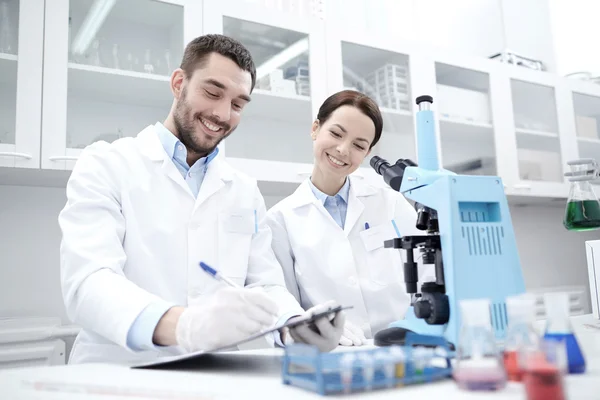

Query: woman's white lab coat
<box><xmin>59</xmin><ymin>125</ymin><xmax>302</xmax><ymax>365</ymax></box>
<box><xmin>266</xmin><ymin>176</ymin><xmax>431</xmax><ymax>338</ymax></box>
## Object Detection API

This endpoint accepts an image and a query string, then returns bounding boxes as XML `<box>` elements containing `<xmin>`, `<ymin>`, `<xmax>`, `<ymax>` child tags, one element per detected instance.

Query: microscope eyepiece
<box><xmin>370</xmin><ymin>156</ymin><xmax>390</xmax><ymax>176</ymax></box>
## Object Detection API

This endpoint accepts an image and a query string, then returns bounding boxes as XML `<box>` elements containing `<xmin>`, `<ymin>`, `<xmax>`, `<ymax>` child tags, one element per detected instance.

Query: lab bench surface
<box><xmin>0</xmin><ymin>314</ymin><xmax>599</xmax><ymax>399</ymax></box>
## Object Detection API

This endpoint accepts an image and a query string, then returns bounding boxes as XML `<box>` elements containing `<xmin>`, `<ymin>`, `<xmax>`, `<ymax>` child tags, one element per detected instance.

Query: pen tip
<box><xmin>199</xmin><ymin>261</ymin><xmax>217</xmax><ymax>276</ymax></box>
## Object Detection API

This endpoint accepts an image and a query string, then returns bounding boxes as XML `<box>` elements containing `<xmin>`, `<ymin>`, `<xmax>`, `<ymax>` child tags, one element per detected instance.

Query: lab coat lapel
<box><xmin>194</xmin><ymin>155</ymin><xmax>232</xmax><ymax>210</ymax></box>
<box><xmin>344</xmin><ymin>176</ymin><xmax>377</xmax><ymax>235</ymax></box>
<box><xmin>289</xmin><ymin>180</ymin><xmax>334</xmax><ymax>223</ymax></box>
<box><xmin>137</xmin><ymin>125</ymin><xmax>195</xmax><ymax>198</ymax></box>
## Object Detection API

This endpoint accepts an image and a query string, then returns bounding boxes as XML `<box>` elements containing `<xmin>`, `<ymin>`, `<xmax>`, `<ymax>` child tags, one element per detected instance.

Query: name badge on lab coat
<box><xmin>360</xmin><ymin>221</ymin><xmax>398</xmax><ymax>252</ymax></box>
<box><xmin>220</xmin><ymin>209</ymin><xmax>257</xmax><ymax>234</ymax></box>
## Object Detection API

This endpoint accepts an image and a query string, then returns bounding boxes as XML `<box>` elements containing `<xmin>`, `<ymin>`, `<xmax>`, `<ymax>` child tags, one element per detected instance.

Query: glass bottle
<box><xmin>563</xmin><ymin>159</ymin><xmax>600</xmax><ymax>231</ymax></box>
<box><xmin>543</xmin><ymin>292</ymin><xmax>586</xmax><ymax>374</ymax></box>
<box><xmin>503</xmin><ymin>294</ymin><xmax>540</xmax><ymax>381</ymax></box>
<box><xmin>453</xmin><ymin>298</ymin><xmax>507</xmax><ymax>391</ymax></box>
<box><xmin>0</xmin><ymin>0</ymin><xmax>13</xmax><ymax>54</ymax></box>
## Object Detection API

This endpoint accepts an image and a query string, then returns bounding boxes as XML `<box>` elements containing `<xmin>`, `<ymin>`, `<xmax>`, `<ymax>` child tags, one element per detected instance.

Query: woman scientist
<box><xmin>266</xmin><ymin>90</ymin><xmax>431</xmax><ymax>347</ymax></box>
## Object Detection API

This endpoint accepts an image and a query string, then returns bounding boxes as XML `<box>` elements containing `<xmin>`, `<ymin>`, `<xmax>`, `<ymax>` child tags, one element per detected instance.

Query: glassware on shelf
<box><xmin>112</xmin><ymin>43</ymin><xmax>120</xmax><ymax>70</ymax></box>
<box><xmin>563</xmin><ymin>159</ymin><xmax>600</xmax><ymax>231</ymax></box>
<box><xmin>164</xmin><ymin>49</ymin><xmax>172</xmax><ymax>74</ymax></box>
<box><xmin>143</xmin><ymin>49</ymin><xmax>154</xmax><ymax>74</ymax></box>
<box><xmin>503</xmin><ymin>294</ymin><xmax>540</xmax><ymax>382</ymax></box>
<box><xmin>0</xmin><ymin>0</ymin><xmax>14</xmax><ymax>54</ymax></box>
<box><xmin>453</xmin><ymin>298</ymin><xmax>507</xmax><ymax>391</ymax></box>
<box><xmin>88</xmin><ymin>39</ymin><xmax>102</xmax><ymax>67</ymax></box>
<box><xmin>542</xmin><ymin>292</ymin><xmax>586</xmax><ymax>374</ymax></box>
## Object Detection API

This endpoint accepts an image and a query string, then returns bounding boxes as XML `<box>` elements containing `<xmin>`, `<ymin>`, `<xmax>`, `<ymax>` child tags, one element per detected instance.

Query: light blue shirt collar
<box><xmin>308</xmin><ymin>177</ymin><xmax>351</xmax><ymax>206</ymax></box>
<box><xmin>154</xmin><ymin>121</ymin><xmax>219</xmax><ymax>171</ymax></box>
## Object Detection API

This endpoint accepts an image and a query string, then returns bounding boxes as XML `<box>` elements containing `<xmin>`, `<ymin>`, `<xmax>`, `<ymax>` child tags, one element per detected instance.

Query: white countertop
<box><xmin>1</xmin><ymin>315</ymin><xmax>599</xmax><ymax>399</ymax></box>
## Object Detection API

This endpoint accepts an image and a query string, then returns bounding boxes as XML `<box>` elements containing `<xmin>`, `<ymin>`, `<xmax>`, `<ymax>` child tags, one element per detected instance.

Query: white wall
<box><xmin>328</xmin><ymin>0</ymin><xmax>556</xmax><ymax>72</ymax></box>
<box><xmin>1</xmin><ymin>184</ymin><xmax>597</xmax><ymax>325</ymax></box>
<box><xmin>548</xmin><ymin>0</ymin><xmax>600</xmax><ymax>76</ymax></box>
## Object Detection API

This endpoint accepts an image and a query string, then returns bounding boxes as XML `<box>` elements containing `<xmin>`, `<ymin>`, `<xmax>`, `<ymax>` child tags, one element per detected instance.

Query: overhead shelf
<box><xmin>67</xmin><ymin>63</ymin><xmax>172</xmax><ymax>108</ymax></box>
<box><xmin>243</xmin><ymin>89</ymin><xmax>312</xmax><ymax>124</ymax></box>
<box><xmin>0</xmin><ymin>53</ymin><xmax>18</xmax><ymax>88</ymax></box>
<box><xmin>516</xmin><ymin>128</ymin><xmax>561</xmax><ymax>153</ymax></box>
<box><xmin>439</xmin><ymin>118</ymin><xmax>494</xmax><ymax>142</ymax></box>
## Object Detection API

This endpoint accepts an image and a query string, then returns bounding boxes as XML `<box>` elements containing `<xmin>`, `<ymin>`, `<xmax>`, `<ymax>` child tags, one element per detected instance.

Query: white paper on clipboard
<box><xmin>132</xmin><ymin>306</ymin><xmax>351</xmax><ymax>369</ymax></box>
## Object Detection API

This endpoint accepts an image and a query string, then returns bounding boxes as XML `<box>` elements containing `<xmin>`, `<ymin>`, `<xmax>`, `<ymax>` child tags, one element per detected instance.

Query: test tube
<box><xmin>388</xmin><ymin>346</ymin><xmax>406</xmax><ymax>381</ymax></box>
<box><xmin>358</xmin><ymin>353</ymin><xmax>375</xmax><ymax>391</ymax></box>
<box><xmin>340</xmin><ymin>353</ymin><xmax>355</xmax><ymax>395</ymax></box>
<box><xmin>375</xmin><ymin>350</ymin><xmax>395</xmax><ymax>388</ymax></box>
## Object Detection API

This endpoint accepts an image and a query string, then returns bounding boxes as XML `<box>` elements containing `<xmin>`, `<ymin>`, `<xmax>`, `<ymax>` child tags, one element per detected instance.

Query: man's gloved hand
<box><xmin>284</xmin><ymin>300</ymin><xmax>345</xmax><ymax>352</ymax></box>
<box><xmin>176</xmin><ymin>287</ymin><xmax>278</xmax><ymax>352</ymax></box>
<box><xmin>339</xmin><ymin>320</ymin><xmax>367</xmax><ymax>346</ymax></box>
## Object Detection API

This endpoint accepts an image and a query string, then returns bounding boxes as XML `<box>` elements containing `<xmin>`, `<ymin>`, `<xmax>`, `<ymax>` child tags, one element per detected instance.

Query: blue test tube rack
<box><xmin>281</xmin><ymin>333</ymin><xmax>453</xmax><ymax>395</ymax></box>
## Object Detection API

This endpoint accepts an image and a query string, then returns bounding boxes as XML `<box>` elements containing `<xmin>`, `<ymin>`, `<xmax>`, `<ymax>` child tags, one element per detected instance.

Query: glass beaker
<box><xmin>564</xmin><ymin>159</ymin><xmax>600</xmax><ymax>231</ymax></box>
<box><xmin>453</xmin><ymin>298</ymin><xmax>507</xmax><ymax>391</ymax></box>
<box><xmin>522</xmin><ymin>339</ymin><xmax>567</xmax><ymax>400</ymax></box>
<box><xmin>543</xmin><ymin>292</ymin><xmax>586</xmax><ymax>374</ymax></box>
<box><xmin>503</xmin><ymin>294</ymin><xmax>540</xmax><ymax>381</ymax></box>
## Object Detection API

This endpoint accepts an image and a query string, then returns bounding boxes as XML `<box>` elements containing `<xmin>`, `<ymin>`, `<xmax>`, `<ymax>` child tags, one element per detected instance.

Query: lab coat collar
<box><xmin>136</xmin><ymin>124</ymin><xmax>234</xmax><ymax>183</ymax></box>
<box><xmin>290</xmin><ymin>174</ymin><xmax>377</xmax><ymax>209</ymax></box>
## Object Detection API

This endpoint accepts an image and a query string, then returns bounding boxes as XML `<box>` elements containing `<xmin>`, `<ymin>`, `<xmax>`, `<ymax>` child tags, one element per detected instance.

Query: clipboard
<box><xmin>133</xmin><ymin>305</ymin><xmax>352</xmax><ymax>369</ymax></box>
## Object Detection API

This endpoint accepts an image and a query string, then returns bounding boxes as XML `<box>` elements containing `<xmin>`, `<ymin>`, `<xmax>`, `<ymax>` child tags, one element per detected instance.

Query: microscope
<box><xmin>371</xmin><ymin>95</ymin><xmax>526</xmax><ymax>349</ymax></box>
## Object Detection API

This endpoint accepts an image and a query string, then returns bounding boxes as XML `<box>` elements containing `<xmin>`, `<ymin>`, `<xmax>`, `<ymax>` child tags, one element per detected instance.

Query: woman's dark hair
<box><xmin>316</xmin><ymin>90</ymin><xmax>383</xmax><ymax>149</ymax></box>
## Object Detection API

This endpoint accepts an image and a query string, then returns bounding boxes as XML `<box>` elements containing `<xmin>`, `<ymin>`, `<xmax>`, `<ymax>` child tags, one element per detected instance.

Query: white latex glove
<box><xmin>339</xmin><ymin>320</ymin><xmax>367</xmax><ymax>346</ymax></box>
<box><xmin>176</xmin><ymin>287</ymin><xmax>278</xmax><ymax>352</ymax></box>
<box><xmin>285</xmin><ymin>300</ymin><xmax>345</xmax><ymax>352</ymax></box>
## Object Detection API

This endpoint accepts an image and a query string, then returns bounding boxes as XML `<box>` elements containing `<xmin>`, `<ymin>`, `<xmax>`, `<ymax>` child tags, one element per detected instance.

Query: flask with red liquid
<box><xmin>503</xmin><ymin>294</ymin><xmax>539</xmax><ymax>381</ymax></box>
<box><xmin>522</xmin><ymin>340</ymin><xmax>567</xmax><ymax>400</ymax></box>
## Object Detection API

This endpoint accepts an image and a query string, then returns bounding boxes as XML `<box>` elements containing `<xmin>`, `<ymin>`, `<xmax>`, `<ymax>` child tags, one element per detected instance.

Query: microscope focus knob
<box><xmin>414</xmin><ymin>300</ymin><xmax>432</xmax><ymax>320</ymax></box>
<box><xmin>424</xmin><ymin>292</ymin><xmax>450</xmax><ymax>325</ymax></box>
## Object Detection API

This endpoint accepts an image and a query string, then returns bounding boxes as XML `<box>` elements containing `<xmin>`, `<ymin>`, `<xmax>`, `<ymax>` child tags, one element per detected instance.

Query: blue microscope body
<box><xmin>371</xmin><ymin>95</ymin><xmax>526</xmax><ymax>348</ymax></box>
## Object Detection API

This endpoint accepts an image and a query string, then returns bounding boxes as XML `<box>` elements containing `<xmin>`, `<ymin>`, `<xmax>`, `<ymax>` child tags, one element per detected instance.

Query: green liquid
<box><xmin>564</xmin><ymin>200</ymin><xmax>600</xmax><ymax>231</ymax></box>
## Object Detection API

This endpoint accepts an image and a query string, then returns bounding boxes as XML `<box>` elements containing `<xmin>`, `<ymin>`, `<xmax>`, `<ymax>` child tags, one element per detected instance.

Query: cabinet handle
<box><xmin>513</xmin><ymin>183</ymin><xmax>532</xmax><ymax>190</ymax></box>
<box><xmin>0</xmin><ymin>152</ymin><xmax>32</xmax><ymax>159</ymax></box>
<box><xmin>49</xmin><ymin>156</ymin><xmax>79</xmax><ymax>161</ymax></box>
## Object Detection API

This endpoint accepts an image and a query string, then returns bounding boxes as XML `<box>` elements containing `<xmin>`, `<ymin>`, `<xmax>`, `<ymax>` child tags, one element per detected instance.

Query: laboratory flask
<box><xmin>453</xmin><ymin>299</ymin><xmax>507</xmax><ymax>391</ymax></box>
<box><xmin>563</xmin><ymin>159</ymin><xmax>600</xmax><ymax>231</ymax></box>
<box><xmin>543</xmin><ymin>292</ymin><xmax>585</xmax><ymax>374</ymax></box>
<box><xmin>503</xmin><ymin>294</ymin><xmax>540</xmax><ymax>381</ymax></box>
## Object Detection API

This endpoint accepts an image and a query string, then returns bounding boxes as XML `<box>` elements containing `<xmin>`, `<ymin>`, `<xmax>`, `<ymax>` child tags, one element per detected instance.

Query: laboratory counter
<box><xmin>0</xmin><ymin>314</ymin><xmax>599</xmax><ymax>399</ymax></box>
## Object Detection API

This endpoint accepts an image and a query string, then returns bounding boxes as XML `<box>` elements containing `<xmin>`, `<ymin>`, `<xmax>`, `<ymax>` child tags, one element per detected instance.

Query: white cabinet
<box><xmin>0</xmin><ymin>0</ymin><xmax>43</xmax><ymax>169</ymax></box>
<box><xmin>202</xmin><ymin>0</ymin><xmax>328</xmax><ymax>184</ymax></box>
<box><xmin>41</xmin><ymin>0</ymin><xmax>201</xmax><ymax>170</ymax></box>
<box><xmin>0</xmin><ymin>0</ymin><xmax>597</xmax><ymax>201</ymax></box>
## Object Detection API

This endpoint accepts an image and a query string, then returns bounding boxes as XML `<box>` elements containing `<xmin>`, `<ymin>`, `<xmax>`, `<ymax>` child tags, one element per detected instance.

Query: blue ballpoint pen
<box><xmin>364</xmin><ymin>222</ymin><xmax>370</xmax><ymax>230</ymax></box>
<box><xmin>199</xmin><ymin>261</ymin><xmax>241</xmax><ymax>288</ymax></box>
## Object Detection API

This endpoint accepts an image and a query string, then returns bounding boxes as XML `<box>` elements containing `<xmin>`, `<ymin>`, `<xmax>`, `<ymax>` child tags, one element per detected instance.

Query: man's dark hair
<box><xmin>180</xmin><ymin>34</ymin><xmax>256</xmax><ymax>92</ymax></box>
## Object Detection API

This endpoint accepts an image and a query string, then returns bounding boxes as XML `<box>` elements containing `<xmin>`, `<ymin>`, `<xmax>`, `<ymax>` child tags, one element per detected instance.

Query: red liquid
<box><xmin>524</xmin><ymin>363</ymin><xmax>565</xmax><ymax>400</ymax></box>
<box><xmin>503</xmin><ymin>351</ymin><xmax>523</xmax><ymax>381</ymax></box>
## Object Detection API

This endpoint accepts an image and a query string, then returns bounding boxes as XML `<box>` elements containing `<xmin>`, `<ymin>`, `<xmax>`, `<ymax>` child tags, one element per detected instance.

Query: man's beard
<box><xmin>173</xmin><ymin>88</ymin><xmax>235</xmax><ymax>156</ymax></box>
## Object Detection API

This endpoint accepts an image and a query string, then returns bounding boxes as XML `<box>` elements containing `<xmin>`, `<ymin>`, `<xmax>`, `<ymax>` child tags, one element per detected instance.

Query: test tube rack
<box><xmin>281</xmin><ymin>333</ymin><xmax>453</xmax><ymax>395</ymax></box>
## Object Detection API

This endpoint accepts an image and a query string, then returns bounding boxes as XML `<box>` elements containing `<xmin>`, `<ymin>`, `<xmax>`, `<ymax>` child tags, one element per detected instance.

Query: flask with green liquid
<box><xmin>563</xmin><ymin>159</ymin><xmax>600</xmax><ymax>232</ymax></box>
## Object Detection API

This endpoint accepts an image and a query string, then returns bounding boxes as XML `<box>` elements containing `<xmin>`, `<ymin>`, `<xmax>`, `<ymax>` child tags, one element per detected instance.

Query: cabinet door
<box><xmin>506</xmin><ymin>68</ymin><xmax>571</xmax><ymax>197</ymax></box>
<box><xmin>324</xmin><ymin>27</ymin><xmax>424</xmax><ymax>188</ymax></box>
<box><xmin>569</xmin><ymin>82</ymin><xmax>600</xmax><ymax>189</ymax></box>
<box><xmin>41</xmin><ymin>0</ymin><xmax>200</xmax><ymax>170</ymax></box>
<box><xmin>433</xmin><ymin>59</ymin><xmax>499</xmax><ymax>179</ymax></box>
<box><xmin>202</xmin><ymin>0</ymin><xmax>327</xmax><ymax>182</ymax></box>
<box><xmin>0</xmin><ymin>0</ymin><xmax>43</xmax><ymax>168</ymax></box>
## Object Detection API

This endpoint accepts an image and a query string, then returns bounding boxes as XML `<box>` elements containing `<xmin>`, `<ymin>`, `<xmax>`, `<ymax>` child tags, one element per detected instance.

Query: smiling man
<box><xmin>58</xmin><ymin>34</ymin><xmax>345</xmax><ymax>365</ymax></box>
